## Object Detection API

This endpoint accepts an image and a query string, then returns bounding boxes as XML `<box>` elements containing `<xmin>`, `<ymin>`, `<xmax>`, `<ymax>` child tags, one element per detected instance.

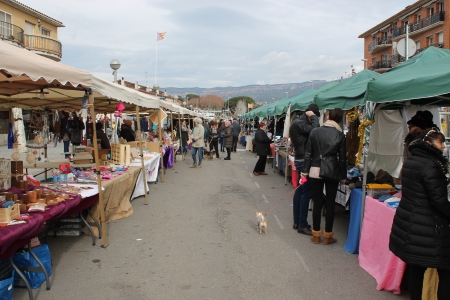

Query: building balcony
<box><xmin>391</xmin><ymin>54</ymin><xmax>406</xmax><ymax>66</ymax></box>
<box><xmin>368</xmin><ymin>37</ymin><xmax>392</xmax><ymax>54</ymax></box>
<box><xmin>24</xmin><ymin>34</ymin><xmax>62</xmax><ymax>61</ymax></box>
<box><xmin>0</xmin><ymin>21</ymin><xmax>24</xmax><ymax>47</ymax></box>
<box><xmin>392</xmin><ymin>12</ymin><xmax>445</xmax><ymax>40</ymax></box>
<box><xmin>370</xmin><ymin>60</ymin><xmax>391</xmax><ymax>73</ymax></box>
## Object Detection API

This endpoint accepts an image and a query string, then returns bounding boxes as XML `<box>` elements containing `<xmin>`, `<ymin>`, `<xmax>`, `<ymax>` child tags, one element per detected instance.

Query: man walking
<box><xmin>231</xmin><ymin>118</ymin><xmax>240</xmax><ymax>152</ymax></box>
<box><xmin>289</xmin><ymin>104</ymin><xmax>320</xmax><ymax>235</ymax></box>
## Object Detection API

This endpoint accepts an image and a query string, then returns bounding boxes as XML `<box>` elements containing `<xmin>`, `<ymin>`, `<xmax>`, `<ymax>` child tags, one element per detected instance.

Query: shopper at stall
<box><xmin>253</xmin><ymin>122</ymin><xmax>272</xmax><ymax>175</ymax></box>
<box><xmin>289</xmin><ymin>103</ymin><xmax>320</xmax><ymax>235</ymax></box>
<box><xmin>219</xmin><ymin>119</ymin><xmax>226</xmax><ymax>152</ymax></box>
<box><xmin>223</xmin><ymin>120</ymin><xmax>233</xmax><ymax>160</ymax></box>
<box><xmin>60</xmin><ymin>110</ymin><xmax>71</xmax><ymax>158</ymax></box>
<box><xmin>404</xmin><ymin>113</ymin><xmax>427</xmax><ymax>161</ymax></box>
<box><xmin>390</xmin><ymin>129</ymin><xmax>450</xmax><ymax>299</ymax></box>
<box><xmin>301</xmin><ymin>108</ymin><xmax>346</xmax><ymax>244</ymax></box>
<box><xmin>177</xmin><ymin>119</ymin><xmax>189</xmax><ymax>156</ymax></box>
<box><xmin>67</xmin><ymin>112</ymin><xmax>85</xmax><ymax>146</ymax></box>
<box><xmin>91</xmin><ymin>122</ymin><xmax>111</xmax><ymax>150</ymax></box>
<box><xmin>208</xmin><ymin>121</ymin><xmax>220</xmax><ymax>159</ymax></box>
<box><xmin>120</xmin><ymin>119</ymin><xmax>136</xmax><ymax>142</ymax></box>
<box><xmin>231</xmin><ymin>118</ymin><xmax>240</xmax><ymax>152</ymax></box>
<box><xmin>190</xmin><ymin>117</ymin><xmax>205</xmax><ymax>168</ymax></box>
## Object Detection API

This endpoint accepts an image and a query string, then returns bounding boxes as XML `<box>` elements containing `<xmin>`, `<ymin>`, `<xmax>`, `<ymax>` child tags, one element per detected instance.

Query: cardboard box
<box><xmin>0</xmin><ymin>204</ymin><xmax>20</xmax><ymax>223</ymax></box>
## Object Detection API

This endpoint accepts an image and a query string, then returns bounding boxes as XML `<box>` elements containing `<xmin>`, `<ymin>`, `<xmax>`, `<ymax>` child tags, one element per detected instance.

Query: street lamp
<box><xmin>110</xmin><ymin>59</ymin><xmax>121</xmax><ymax>82</ymax></box>
<box><xmin>361</xmin><ymin>58</ymin><xmax>368</xmax><ymax>69</ymax></box>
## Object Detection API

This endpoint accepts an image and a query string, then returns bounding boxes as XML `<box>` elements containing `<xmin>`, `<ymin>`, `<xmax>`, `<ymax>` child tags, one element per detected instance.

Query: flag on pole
<box><xmin>157</xmin><ymin>32</ymin><xmax>166</xmax><ymax>42</ymax></box>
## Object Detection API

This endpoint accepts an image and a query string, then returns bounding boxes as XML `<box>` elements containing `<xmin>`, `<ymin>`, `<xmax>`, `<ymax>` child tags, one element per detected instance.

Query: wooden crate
<box><xmin>0</xmin><ymin>204</ymin><xmax>20</xmax><ymax>223</ymax></box>
<box><xmin>110</xmin><ymin>143</ymin><xmax>131</xmax><ymax>165</ymax></box>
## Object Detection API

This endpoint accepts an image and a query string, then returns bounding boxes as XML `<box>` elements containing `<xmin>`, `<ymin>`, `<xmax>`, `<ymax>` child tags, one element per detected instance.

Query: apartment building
<box><xmin>359</xmin><ymin>0</ymin><xmax>448</xmax><ymax>73</ymax></box>
<box><xmin>0</xmin><ymin>0</ymin><xmax>64</xmax><ymax>61</ymax></box>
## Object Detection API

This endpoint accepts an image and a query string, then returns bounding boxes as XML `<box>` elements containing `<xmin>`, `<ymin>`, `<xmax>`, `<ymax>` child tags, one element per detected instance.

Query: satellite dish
<box><xmin>396</xmin><ymin>38</ymin><xmax>416</xmax><ymax>57</ymax></box>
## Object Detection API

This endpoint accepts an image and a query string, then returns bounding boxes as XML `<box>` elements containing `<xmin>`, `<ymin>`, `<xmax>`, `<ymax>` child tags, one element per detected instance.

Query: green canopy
<box><xmin>289</xmin><ymin>82</ymin><xmax>339</xmax><ymax>112</ymax></box>
<box><xmin>266</xmin><ymin>89</ymin><xmax>318</xmax><ymax>116</ymax></box>
<box><xmin>314</xmin><ymin>69</ymin><xmax>380</xmax><ymax>110</ymax></box>
<box><xmin>365</xmin><ymin>47</ymin><xmax>450</xmax><ymax>106</ymax></box>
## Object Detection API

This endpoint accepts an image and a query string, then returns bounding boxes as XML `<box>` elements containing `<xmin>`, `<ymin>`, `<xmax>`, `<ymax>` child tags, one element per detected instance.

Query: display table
<box><xmin>130</xmin><ymin>154</ymin><xmax>161</xmax><ymax>200</ymax></box>
<box><xmin>344</xmin><ymin>188</ymin><xmax>363</xmax><ymax>254</ymax></box>
<box><xmin>24</xmin><ymin>159</ymin><xmax>95</xmax><ymax>181</ymax></box>
<box><xmin>276</xmin><ymin>149</ymin><xmax>291</xmax><ymax>176</ymax></box>
<box><xmin>162</xmin><ymin>145</ymin><xmax>174</xmax><ymax>169</ymax></box>
<box><xmin>89</xmin><ymin>166</ymin><xmax>141</xmax><ymax>233</ymax></box>
<box><xmin>245</xmin><ymin>136</ymin><xmax>253</xmax><ymax>151</ymax></box>
<box><xmin>358</xmin><ymin>195</ymin><xmax>406</xmax><ymax>295</ymax></box>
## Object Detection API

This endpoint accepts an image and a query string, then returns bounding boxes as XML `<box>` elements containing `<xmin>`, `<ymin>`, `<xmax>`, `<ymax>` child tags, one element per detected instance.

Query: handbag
<box><xmin>316</xmin><ymin>136</ymin><xmax>341</xmax><ymax>182</ymax></box>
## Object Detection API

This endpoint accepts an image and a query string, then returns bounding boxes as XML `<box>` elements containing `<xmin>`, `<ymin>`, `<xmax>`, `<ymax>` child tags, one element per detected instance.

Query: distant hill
<box><xmin>163</xmin><ymin>80</ymin><xmax>329</xmax><ymax>103</ymax></box>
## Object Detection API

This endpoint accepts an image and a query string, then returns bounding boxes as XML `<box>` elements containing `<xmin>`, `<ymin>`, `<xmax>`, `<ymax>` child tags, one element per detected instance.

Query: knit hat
<box><xmin>123</xmin><ymin>120</ymin><xmax>132</xmax><ymax>126</ymax></box>
<box><xmin>416</xmin><ymin>110</ymin><xmax>436</xmax><ymax>128</ymax></box>
<box><xmin>406</xmin><ymin>115</ymin><xmax>426</xmax><ymax>130</ymax></box>
<box><xmin>306</xmin><ymin>103</ymin><xmax>320</xmax><ymax>117</ymax></box>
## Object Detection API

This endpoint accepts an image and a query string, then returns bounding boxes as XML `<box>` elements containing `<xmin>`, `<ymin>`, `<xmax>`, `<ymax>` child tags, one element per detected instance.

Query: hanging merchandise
<box><xmin>7</xmin><ymin>122</ymin><xmax>14</xmax><ymax>149</ymax></box>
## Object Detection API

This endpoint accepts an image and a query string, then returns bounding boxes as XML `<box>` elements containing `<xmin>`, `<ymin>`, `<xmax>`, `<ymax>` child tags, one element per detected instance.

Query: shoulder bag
<box><xmin>316</xmin><ymin>135</ymin><xmax>341</xmax><ymax>182</ymax></box>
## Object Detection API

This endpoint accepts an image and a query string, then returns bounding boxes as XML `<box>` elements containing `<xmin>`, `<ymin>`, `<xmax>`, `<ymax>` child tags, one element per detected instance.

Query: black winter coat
<box><xmin>389</xmin><ymin>140</ymin><xmax>450</xmax><ymax>269</ymax></box>
<box><xmin>289</xmin><ymin>114</ymin><xmax>320</xmax><ymax>160</ymax></box>
<box><xmin>301</xmin><ymin>125</ymin><xmax>346</xmax><ymax>181</ymax></box>
<box><xmin>254</xmin><ymin>129</ymin><xmax>272</xmax><ymax>156</ymax></box>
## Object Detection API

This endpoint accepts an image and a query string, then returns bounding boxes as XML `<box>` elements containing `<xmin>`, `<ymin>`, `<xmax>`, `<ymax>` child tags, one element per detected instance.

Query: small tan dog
<box><xmin>255</xmin><ymin>211</ymin><xmax>267</xmax><ymax>234</ymax></box>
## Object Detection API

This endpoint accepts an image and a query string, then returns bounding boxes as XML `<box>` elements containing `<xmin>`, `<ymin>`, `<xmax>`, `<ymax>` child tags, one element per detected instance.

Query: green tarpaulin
<box><xmin>267</xmin><ymin>89</ymin><xmax>317</xmax><ymax>116</ymax></box>
<box><xmin>365</xmin><ymin>47</ymin><xmax>450</xmax><ymax>106</ymax></box>
<box><xmin>314</xmin><ymin>69</ymin><xmax>380</xmax><ymax>110</ymax></box>
<box><xmin>289</xmin><ymin>82</ymin><xmax>339</xmax><ymax>112</ymax></box>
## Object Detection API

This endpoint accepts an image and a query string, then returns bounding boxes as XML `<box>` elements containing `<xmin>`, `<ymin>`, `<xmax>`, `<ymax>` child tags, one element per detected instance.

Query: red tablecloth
<box><xmin>358</xmin><ymin>195</ymin><xmax>406</xmax><ymax>295</ymax></box>
<box><xmin>0</xmin><ymin>192</ymin><xmax>97</xmax><ymax>260</ymax></box>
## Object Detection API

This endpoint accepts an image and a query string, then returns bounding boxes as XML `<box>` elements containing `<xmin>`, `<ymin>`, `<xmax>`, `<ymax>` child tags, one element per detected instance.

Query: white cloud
<box><xmin>20</xmin><ymin>0</ymin><xmax>413</xmax><ymax>88</ymax></box>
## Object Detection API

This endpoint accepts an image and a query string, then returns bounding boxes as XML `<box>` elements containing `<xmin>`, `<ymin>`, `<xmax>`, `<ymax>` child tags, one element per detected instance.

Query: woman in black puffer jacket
<box><xmin>389</xmin><ymin>129</ymin><xmax>450</xmax><ymax>299</ymax></box>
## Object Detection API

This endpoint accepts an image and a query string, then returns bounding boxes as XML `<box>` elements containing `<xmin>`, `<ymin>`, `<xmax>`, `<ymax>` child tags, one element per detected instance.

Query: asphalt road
<box><xmin>14</xmin><ymin>145</ymin><xmax>410</xmax><ymax>300</ymax></box>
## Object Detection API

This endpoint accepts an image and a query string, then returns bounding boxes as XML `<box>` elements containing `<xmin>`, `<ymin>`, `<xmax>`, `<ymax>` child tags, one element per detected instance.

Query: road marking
<box><xmin>255</xmin><ymin>182</ymin><xmax>260</xmax><ymax>188</ymax></box>
<box><xmin>294</xmin><ymin>249</ymin><xmax>310</xmax><ymax>272</ymax></box>
<box><xmin>249</xmin><ymin>173</ymin><xmax>253</xmax><ymax>177</ymax></box>
<box><xmin>262</xmin><ymin>194</ymin><xmax>268</xmax><ymax>203</ymax></box>
<box><xmin>273</xmin><ymin>215</ymin><xmax>284</xmax><ymax>229</ymax></box>
<box><xmin>245</xmin><ymin>166</ymin><xmax>249</xmax><ymax>169</ymax></box>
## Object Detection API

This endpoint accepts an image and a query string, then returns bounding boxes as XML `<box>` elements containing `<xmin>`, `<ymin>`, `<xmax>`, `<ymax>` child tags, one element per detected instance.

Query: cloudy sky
<box><xmin>22</xmin><ymin>0</ymin><xmax>412</xmax><ymax>88</ymax></box>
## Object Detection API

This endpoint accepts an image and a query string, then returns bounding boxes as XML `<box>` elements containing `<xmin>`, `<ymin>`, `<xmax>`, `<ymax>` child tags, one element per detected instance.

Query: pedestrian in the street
<box><xmin>231</xmin><ymin>118</ymin><xmax>240</xmax><ymax>152</ymax></box>
<box><xmin>253</xmin><ymin>122</ymin><xmax>272</xmax><ymax>176</ymax></box>
<box><xmin>223</xmin><ymin>120</ymin><xmax>233</xmax><ymax>160</ymax></box>
<box><xmin>219</xmin><ymin>120</ymin><xmax>226</xmax><ymax>152</ymax></box>
<box><xmin>60</xmin><ymin>110</ymin><xmax>71</xmax><ymax>158</ymax></box>
<box><xmin>289</xmin><ymin>103</ymin><xmax>320</xmax><ymax>235</ymax></box>
<box><xmin>390</xmin><ymin>128</ymin><xmax>450</xmax><ymax>299</ymax></box>
<box><xmin>67</xmin><ymin>111</ymin><xmax>85</xmax><ymax>146</ymax></box>
<box><xmin>301</xmin><ymin>108</ymin><xmax>346</xmax><ymax>244</ymax></box>
<box><xmin>190</xmin><ymin>117</ymin><xmax>205</xmax><ymax>168</ymax></box>
<box><xmin>208</xmin><ymin>121</ymin><xmax>220</xmax><ymax>159</ymax></box>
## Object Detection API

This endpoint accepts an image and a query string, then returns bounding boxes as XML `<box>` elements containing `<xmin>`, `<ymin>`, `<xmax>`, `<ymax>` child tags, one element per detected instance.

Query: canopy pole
<box><xmin>159</xmin><ymin>108</ymin><xmax>165</xmax><ymax>182</ymax></box>
<box><xmin>170</xmin><ymin>111</ymin><xmax>175</xmax><ymax>168</ymax></box>
<box><xmin>89</xmin><ymin>92</ymin><xmax>108</xmax><ymax>248</ymax></box>
<box><xmin>179</xmin><ymin>113</ymin><xmax>183</xmax><ymax>160</ymax></box>
<box><xmin>136</xmin><ymin>106</ymin><xmax>149</xmax><ymax>205</ymax></box>
<box><xmin>359</xmin><ymin>154</ymin><xmax>368</xmax><ymax>238</ymax></box>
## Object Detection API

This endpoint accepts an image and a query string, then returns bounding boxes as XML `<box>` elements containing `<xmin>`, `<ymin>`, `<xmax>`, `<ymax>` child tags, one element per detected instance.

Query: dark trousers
<box><xmin>409</xmin><ymin>265</ymin><xmax>450</xmax><ymax>300</ymax></box>
<box><xmin>293</xmin><ymin>161</ymin><xmax>312</xmax><ymax>228</ymax></box>
<box><xmin>210</xmin><ymin>140</ymin><xmax>219</xmax><ymax>158</ymax></box>
<box><xmin>226</xmin><ymin>148</ymin><xmax>231</xmax><ymax>158</ymax></box>
<box><xmin>310</xmin><ymin>178</ymin><xmax>339</xmax><ymax>232</ymax></box>
<box><xmin>232</xmin><ymin>136</ymin><xmax>238</xmax><ymax>151</ymax></box>
<box><xmin>63</xmin><ymin>140</ymin><xmax>70</xmax><ymax>158</ymax></box>
<box><xmin>220</xmin><ymin>137</ymin><xmax>225</xmax><ymax>151</ymax></box>
<box><xmin>253</xmin><ymin>155</ymin><xmax>267</xmax><ymax>173</ymax></box>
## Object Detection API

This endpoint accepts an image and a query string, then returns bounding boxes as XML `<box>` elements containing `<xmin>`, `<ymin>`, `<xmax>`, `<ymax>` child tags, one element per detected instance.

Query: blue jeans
<box><xmin>220</xmin><ymin>137</ymin><xmax>225</xmax><ymax>151</ymax></box>
<box><xmin>63</xmin><ymin>140</ymin><xmax>70</xmax><ymax>158</ymax></box>
<box><xmin>191</xmin><ymin>147</ymin><xmax>203</xmax><ymax>165</ymax></box>
<box><xmin>293</xmin><ymin>161</ymin><xmax>312</xmax><ymax>228</ymax></box>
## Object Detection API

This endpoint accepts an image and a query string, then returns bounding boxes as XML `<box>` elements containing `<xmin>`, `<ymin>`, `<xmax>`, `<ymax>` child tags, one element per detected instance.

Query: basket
<box><xmin>0</xmin><ymin>204</ymin><xmax>20</xmax><ymax>223</ymax></box>
<box><xmin>110</xmin><ymin>143</ymin><xmax>131</xmax><ymax>165</ymax></box>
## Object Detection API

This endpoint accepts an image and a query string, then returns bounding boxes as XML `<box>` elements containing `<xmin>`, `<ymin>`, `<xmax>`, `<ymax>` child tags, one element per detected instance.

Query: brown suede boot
<box><xmin>311</xmin><ymin>230</ymin><xmax>322</xmax><ymax>244</ymax></box>
<box><xmin>323</xmin><ymin>231</ymin><xmax>337</xmax><ymax>245</ymax></box>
